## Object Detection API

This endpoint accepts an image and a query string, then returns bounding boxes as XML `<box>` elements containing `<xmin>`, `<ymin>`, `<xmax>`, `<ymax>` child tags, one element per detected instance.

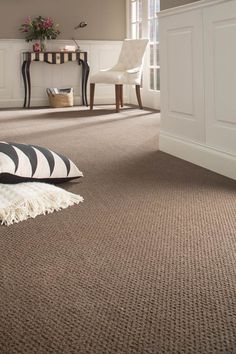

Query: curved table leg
<box><xmin>84</xmin><ymin>61</ymin><xmax>90</xmax><ymax>106</ymax></box>
<box><xmin>26</xmin><ymin>61</ymin><xmax>31</xmax><ymax>108</ymax></box>
<box><xmin>79</xmin><ymin>59</ymin><xmax>90</xmax><ymax>106</ymax></box>
<box><xmin>22</xmin><ymin>61</ymin><xmax>28</xmax><ymax>108</ymax></box>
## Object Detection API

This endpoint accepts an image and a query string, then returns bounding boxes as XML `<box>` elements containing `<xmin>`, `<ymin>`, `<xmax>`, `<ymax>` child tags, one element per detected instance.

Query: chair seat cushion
<box><xmin>90</xmin><ymin>70</ymin><xmax>141</xmax><ymax>85</ymax></box>
<box><xmin>0</xmin><ymin>142</ymin><xmax>83</xmax><ymax>184</ymax></box>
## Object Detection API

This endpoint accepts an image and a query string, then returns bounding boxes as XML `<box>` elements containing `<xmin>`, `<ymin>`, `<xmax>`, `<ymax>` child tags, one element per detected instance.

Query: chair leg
<box><xmin>90</xmin><ymin>83</ymin><xmax>95</xmax><ymax>110</ymax></box>
<box><xmin>115</xmin><ymin>84</ymin><xmax>121</xmax><ymax>113</ymax></box>
<box><xmin>135</xmin><ymin>85</ymin><xmax>143</xmax><ymax>109</ymax></box>
<box><xmin>120</xmin><ymin>85</ymin><xmax>124</xmax><ymax>107</ymax></box>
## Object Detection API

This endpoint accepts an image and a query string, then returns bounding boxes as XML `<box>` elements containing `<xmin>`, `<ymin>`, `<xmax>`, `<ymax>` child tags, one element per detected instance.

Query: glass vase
<box><xmin>40</xmin><ymin>38</ymin><xmax>47</xmax><ymax>52</ymax></box>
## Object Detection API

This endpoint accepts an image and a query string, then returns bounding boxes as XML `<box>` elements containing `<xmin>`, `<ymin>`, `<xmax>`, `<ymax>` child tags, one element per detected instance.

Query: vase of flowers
<box><xmin>40</xmin><ymin>38</ymin><xmax>47</xmax><ymax>52</ymax></box>
<box><xmin>19</xmin><ymin>16</ymin><xmax>60</xmax><ymax>52</ymax></box>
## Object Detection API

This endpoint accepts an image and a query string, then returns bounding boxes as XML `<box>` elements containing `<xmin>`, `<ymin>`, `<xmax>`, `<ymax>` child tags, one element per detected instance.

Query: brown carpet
<box><xmin>0</xmin><ymin>105</ymin><xmax>235</xmax><ymax>354</ymax></box>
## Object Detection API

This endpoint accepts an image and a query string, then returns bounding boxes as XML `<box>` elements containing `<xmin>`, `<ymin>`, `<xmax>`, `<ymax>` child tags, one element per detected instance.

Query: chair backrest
<box><xmin>116</xmin><ymin>39</ymin><xmax>149</xmax><ymax>71</ymax></box>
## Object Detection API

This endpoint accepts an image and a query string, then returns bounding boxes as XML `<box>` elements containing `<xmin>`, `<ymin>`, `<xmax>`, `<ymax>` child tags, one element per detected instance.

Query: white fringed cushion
<box><xmin>0</xmin><ymin>182</ymin><xmax>84</xmax><ymax>226</ymax></box>
<box><xmin>0</xmin><ymin>141</ymin><xmax>83</xmax><ymax>184</ymax></box>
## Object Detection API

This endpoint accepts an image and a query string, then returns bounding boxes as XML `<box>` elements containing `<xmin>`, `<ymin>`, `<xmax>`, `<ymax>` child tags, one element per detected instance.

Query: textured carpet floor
<box><xmin>0</xmin><ymin>105</ymin><xmax>235</xmax><ymax>354</ymax></box>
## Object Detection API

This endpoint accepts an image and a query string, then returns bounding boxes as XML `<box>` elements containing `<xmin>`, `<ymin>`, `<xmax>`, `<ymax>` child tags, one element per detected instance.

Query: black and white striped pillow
<box><xmin>0</xmin><ymin>142</ymin><xmax>83</xmax><ymax>184</ymax></box>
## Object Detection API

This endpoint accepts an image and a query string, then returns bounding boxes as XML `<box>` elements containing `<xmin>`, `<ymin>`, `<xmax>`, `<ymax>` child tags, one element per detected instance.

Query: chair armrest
<box><xmin>126</xmin><ymin>67</ymin><xmax>142</xmax><ymax>74</ymax></box>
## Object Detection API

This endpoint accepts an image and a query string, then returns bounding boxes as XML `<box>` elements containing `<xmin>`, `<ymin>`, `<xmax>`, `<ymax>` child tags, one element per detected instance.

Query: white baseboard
<box><xmin>0</xmin><ymin>97</ymin><xmax>82</xmax><ymax>109</ymax></box>
<box><xmin>0</xmin><ymin>96</ymin><xmax>127</xmax><ymax>109</ymax></box>
<box><xmin>94</xmin><ymin>96</ymin><xmax>128</xmax><ymax>105</ymax></box>
<box><xmin>159</xmin><ymin>132</ymin><xmax>236</xmax><ymax>180</ymax></box>
<box><xmin>0</xmin><ymin>100</ymin><xmax>24</xmax><ymax>109</ymax></box>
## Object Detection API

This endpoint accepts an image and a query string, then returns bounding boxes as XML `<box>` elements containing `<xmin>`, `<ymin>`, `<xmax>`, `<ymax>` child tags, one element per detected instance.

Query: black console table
<box><xmin>21</xmin><ymin>51</ymin><xmax>90</xmax><ymax>108</ymax></box>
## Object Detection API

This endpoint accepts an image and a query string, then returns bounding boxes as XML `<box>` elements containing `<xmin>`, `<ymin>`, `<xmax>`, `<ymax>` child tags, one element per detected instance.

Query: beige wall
<box><xmin>0</xmin><ymin>0</ymin><xmax>126</xmax><ymax>40</ymax></box>
<box><xmin>160</xmin><ymin>0</ymin><xmax>199</xmax><ymax>10</ymax></box>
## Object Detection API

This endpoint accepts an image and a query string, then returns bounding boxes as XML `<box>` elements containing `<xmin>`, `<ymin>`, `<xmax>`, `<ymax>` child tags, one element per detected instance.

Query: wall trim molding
<box><xmin>0</xmin><ymin>39</ymin><xmax>123</xmax><ymax>45</ymax></box>
<box><xmin>159</xmin><ymin>132</ymin><xmax>236</xmax><ymax>180</ymax></box>
<box><xmin>158</xmin><ymin>0</ymin><xmax>232</xmax><ymax>18</ymax></box>
<box><xmin>0</xmin><ymin>97</ymin><xmax>128</xmax><ymax>109</ymax></box>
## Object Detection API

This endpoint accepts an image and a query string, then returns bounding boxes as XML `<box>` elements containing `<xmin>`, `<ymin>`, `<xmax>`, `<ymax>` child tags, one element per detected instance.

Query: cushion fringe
<box><xmin>0</xmin><ymin>183</ymin><xmax>83</xmax><ymax>226</ymax></box>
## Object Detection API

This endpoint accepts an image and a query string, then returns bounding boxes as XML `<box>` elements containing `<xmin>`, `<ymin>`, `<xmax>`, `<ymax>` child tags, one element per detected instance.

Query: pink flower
<box><xmin>33</xmin><ymin>42</ymin><xmax>41</xmax><ymax>53</ymax></box>
<box><xmin>24</xmin><ymin>16</ymin><xmax>31</xmax><ymax>25</ymax></box>
<box><xmin>43</xmin><ymin>17</ymin><xmax>53</xmax><ymax>29</ymax></box>
<box><xmin>19</xmin><ymin>15</ymin><xmax>60</xmax><ymax>41</ymax></box>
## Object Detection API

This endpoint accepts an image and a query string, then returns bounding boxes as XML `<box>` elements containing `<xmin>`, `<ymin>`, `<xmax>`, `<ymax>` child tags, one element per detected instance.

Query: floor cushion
<box><xmin>0</xmin><ymin>141</ymin><xmax>83</xmax><ymax>183</ymax></box>
<box><xmin>0</xmin><ymin>182</ymin><xmax>84</xmax><ymax>226</ymax></box>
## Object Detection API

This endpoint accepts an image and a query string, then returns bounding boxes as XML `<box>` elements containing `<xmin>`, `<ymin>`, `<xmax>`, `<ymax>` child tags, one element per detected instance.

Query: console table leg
<box><xmin>22</xmin><ymin>61</ymin><xmax>28</xmax><ymax>108</ymax></box>
<box><xmin>26</xmin><ymin>61</ymin><xmax>32</xmax><ymax>108</ymax></box>
<box><xmin>79</xmin><ymin>59</ymin><xmax>90</xmax><ymax>106</ymax></box>
<box><xmin>84</xmin><ymin>62</ymin><xmax>90</xmax><ymax>107</ymax></box>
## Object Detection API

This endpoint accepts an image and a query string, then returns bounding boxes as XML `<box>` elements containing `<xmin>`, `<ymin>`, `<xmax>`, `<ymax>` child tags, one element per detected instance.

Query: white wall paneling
<box><xmin>204</xmin><ymin>0</ymin><xmax>236</xmax><ymax>155</ymax></box>
<box><xmin>0</xmin><ymin>43</ymin><xmax>12</xmax><ymax>100</ymax></box>
<box><xmin>160</xmin><ymin>9</ymin><xmax>205</xmax><ymax>142</ymax></box>
<box><xmin>0</xmin><ymin>39</ymin><xmax>123</xmax><ymax>108</ymax></box>
<box><xmin>159</xmin><ymin>0</ymin><xmax>236</xmax><ymax>180</ymax></box>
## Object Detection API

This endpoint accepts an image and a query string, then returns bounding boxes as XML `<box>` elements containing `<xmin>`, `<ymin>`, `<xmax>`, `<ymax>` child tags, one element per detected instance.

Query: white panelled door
<box><xmin>127</xmin><ymin>0</ymin><xmax>160</xmax><ymax>109</ymax></box>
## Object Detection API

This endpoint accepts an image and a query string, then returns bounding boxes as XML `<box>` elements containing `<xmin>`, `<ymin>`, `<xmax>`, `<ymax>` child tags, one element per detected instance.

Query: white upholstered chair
<box><xmin>90</xmin><ymin>39</ymin><xmax>149</xmax><ymax>112</ymax></box>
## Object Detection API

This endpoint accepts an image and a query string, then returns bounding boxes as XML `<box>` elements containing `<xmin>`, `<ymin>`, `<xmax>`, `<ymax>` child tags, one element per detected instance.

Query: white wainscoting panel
<box><xmin>159</xmin><ymin>0</ymin><xmax>236</xmax><ymax>180</ymax></box>
<box><xmin>0</xmin><ymin>39</ymin><xmax>123</xmax><ymax>108</ymax></box>
<box><xmin>204</xmin><ymin>0</ymin><xmax>236</xmax><ymax>155</ymax></box>
<box><xmin>160</xmin><ymin>9</ymin><xmax>205</xmax><ymax>142</ymax></box>
<box><xmin>0</xmin><ymin>43</ymin><xmax>13</xmax><ymax>100</ymax></box>
<box><xmin>168</xmin><ymin>28</ymin><xmax>193</xmax><ymax>116</ymax></box>
<box><xmin>0</xmin><ymin>50</ymin><xmax>5</xmax><ymax>89</ymax></box>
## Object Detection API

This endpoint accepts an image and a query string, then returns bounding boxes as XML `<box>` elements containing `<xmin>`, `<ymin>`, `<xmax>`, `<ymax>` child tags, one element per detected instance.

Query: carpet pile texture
<box><xmin>0</xmin><ymin>106</ymin><xmax>235</xmax><ymax>354</ymax></box>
